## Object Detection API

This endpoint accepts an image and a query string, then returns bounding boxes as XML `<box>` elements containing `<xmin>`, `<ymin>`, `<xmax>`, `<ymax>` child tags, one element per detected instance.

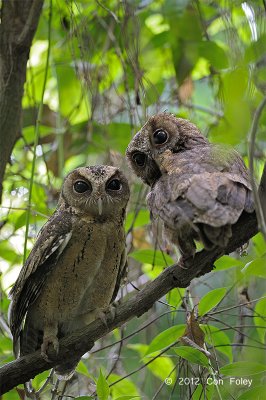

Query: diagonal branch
<box><xmin>0</xmin><ymin>211</ymin><xmax>258</xmax><ymax>395</ymax></box>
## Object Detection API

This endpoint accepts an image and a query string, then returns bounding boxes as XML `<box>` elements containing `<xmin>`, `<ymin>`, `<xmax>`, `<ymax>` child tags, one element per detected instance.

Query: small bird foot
<box><xmin>178</xmin><ymin>255</ymin><xmax>194</xmax><ymax>269</ymax></box>
<box><xmin>41</xmin><ymin>335</ymin><xmax>59</xmax><ymax>361</ymax></box>
<box><xmin>98</xmin><ymin>304</ymin><xmax>117</xmax><ymax>328</ymax></box>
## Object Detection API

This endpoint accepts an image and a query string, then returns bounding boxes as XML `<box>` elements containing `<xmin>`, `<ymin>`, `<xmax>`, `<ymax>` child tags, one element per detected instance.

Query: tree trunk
<box><xmin>0</xmin><ymin>0</ymin><xmax>44</xmax><ymax>201</ymax></box>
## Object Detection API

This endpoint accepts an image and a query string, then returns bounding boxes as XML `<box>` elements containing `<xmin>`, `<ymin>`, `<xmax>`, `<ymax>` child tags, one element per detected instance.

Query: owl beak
<box><xmin>97</xmin><ymin>197</ymin><xmax>103</xmax><ymax>215</ymax></box>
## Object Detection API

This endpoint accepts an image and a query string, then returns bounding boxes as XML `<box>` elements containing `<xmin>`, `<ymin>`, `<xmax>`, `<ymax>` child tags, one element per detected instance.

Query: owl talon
<box><xmin>108</xmin><ymin>303</ymin><xmax>117</xmax><ymax>322</ymax></box>
<box><xmin>178</xmin><ymin>256</ymin><xmax>194</xmax><ymax>269</ymax></box>
<box><xmin>41</xmin><ymin>336</ymin><xmax>59</xmax><ymax>361</ymax></box>
<box><xmin>98</xmin><ymin>311</ymin><xmax>109</xmax><ymax>328</ymax></box>
<box><xmin>98</xmin><ymin>304</ymin><xmax>117</xmax><ymax>328</ymax></box>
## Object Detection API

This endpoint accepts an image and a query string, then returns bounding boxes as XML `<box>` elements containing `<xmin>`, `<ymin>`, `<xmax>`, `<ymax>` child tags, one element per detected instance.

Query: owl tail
<box><xmin>55</xmin><ymin>358</ymin><xmax>80</xmax><ymax>380</ymax></box>
<box><xmin>20</xmin><ymin>316</ymin><xmax>42</xmax><ymax>356</ymax></box>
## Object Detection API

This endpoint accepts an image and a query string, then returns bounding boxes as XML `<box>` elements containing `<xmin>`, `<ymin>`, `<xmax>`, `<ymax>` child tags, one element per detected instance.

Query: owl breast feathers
<box><xmin>8</xmin><ymin>165</ymin><xmax>130</xmax><ymax>379</ymax></box>
<box><xmin>126</xmin><ymin>113</ymin><xmax>254</xmax><ymax>259</ymax></box>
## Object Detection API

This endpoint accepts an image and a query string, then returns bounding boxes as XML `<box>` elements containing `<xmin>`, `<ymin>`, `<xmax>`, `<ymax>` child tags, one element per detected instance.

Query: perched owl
<box><xmin>126</xmin><ymin>113</ymin><xmax>254</xmax><ymax>260</ymax></box>
<box><xmin>9</xmin><ymin>165</ymin><xmax>130</xmax><ymax>379</ymax></box>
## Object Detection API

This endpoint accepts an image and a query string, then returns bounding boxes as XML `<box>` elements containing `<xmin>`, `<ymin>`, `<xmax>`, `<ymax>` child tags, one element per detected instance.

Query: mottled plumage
<box><xmin>126</xmin><ymin>113</ymin><xmax>254</xmax><ymax>260</ymax></box>
<box><xmin>9</xmin><ymin>165</ymin><xmax>130</xmax><ymax>378</ymax></box>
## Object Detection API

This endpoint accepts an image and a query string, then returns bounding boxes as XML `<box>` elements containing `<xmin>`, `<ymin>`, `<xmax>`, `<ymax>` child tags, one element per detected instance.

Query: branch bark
<box><xmin>0</xmin><ymin>0</ymin><xmax>44</xmax><ymax>201</ymax></box>
<box><xmin>0</xmin><ymin>211</ymin><xmax>258</xmax><ymax>395</ymax></box>
<box><xmin>259</xmin><ymin>162</ymin><xmax>266</xmax><ymax>226</ymax></box>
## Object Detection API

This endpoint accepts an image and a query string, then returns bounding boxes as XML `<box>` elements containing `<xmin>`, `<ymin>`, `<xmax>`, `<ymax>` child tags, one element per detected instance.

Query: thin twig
<box><xmin>0</xmin><ymin>210</ymin><xmax>259</xmax><ymax>394</ymax></box>
<box><xmin>109</xmin><ymin>339</ymin><xmax>180</xmax><ymax>388</ymax></box>
<box><xmin>207</xmin><ymin>297</ymin><xmax>265</xmax><ymax>315</ymax></box>
<box><xmin>22</xmin><ymin>0</ymin><xmax>53</xmax><ymax>264</ymax></box>
<box><xmin>0</xmin><ymin>315</ymin><xmax>12</xmax><ymax>339</ymax></box>
<box><xmin>248</xmin><ymin>95</ymin><xmax>266</xmax><ymax>241</ymax></box>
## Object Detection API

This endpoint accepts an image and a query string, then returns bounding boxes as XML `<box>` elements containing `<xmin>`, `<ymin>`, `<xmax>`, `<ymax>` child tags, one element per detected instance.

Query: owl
<box><xmin>8</xmin><ymin>165</ymin><xmax>130</xmax><ymax>379</ymax></box>
<box><xmin>126</xmin><ymin>113</ymin><xmax>254</xmax><ymax>261</ymax></box>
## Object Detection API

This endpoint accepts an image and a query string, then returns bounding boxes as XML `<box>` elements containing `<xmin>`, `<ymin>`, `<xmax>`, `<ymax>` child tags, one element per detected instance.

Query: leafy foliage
<box><xmin>0</xmin><ymin>0</ymin><xmax>266</xmax><ymax>399</ymax></box>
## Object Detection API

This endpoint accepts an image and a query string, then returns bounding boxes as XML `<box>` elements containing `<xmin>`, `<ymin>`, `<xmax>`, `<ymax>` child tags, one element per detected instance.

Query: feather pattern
<box><xmin>8</xmin><ymin>165</ymin><xmax>130</xmax><ymax>379</ymax></box>
<box><xmin>126</xmin><ymin>113</ymin><xmax>254</xmax><ymax>258</ymax></box>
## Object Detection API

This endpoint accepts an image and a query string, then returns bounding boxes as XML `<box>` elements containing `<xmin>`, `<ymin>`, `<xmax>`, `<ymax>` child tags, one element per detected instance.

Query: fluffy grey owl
<box><xmin>9</xmin><ymin>165</ymin><xmax>130</xmax><ymax>378</ymax></box>
<box><xmin>126</xmin><ymin>113</ymin><xmax>254</xmax><ymax>260</ymax></box>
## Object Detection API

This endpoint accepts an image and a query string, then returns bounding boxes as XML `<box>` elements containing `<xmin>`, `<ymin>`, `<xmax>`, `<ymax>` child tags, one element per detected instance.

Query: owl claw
<box><xmin>98</xmin><ymin>304</ymin><xmax>117</xmax><ymax>328</ymax></box>
<box><xmin>98</xmin><ymin>311</ymin><xmax>108</xmax><ymax>328</ymax></box>
<box><xmin>178</xmin><ymin>255</ymin><xmax>194</xmax><ymax>269</ymax></box>
<box><xmin>41</xmin><ymin>335</ymin><xmax>59</xmax><ymax>361</ymax></box>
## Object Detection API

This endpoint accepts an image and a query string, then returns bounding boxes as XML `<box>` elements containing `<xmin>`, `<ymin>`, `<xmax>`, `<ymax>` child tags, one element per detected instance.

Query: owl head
<box><xmin>60</xmin><ymin>165</ymin><xmax>130</xmax><ymax>218</ymax></box>
<box><xmin>126</xmin><ymin>113</ymin><xmax>208</xmax><ymax>186</ymax></box>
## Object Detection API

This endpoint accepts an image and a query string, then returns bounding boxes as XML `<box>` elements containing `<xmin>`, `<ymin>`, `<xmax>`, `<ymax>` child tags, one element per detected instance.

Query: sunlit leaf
<box><xmin>145</xmin><ymin>325</ymin><xmax>185</xmax><ymax>355</ymax></box>
<box><xmin>214</xmin><ymin>255</ymin><xmax>244</xmax><ymax>271</ymax></box>
<box><xmin>96</xmin><ymin>369</ymin><xmax>110</xmax><ymax>400</ymax></box>
<box><xmin>129</xmin><ymin>249</ymin><xmax>174</xmax><ymax>267</ymax></box>
<box><xmin>198</xmin><ymin>287</ymin><xmax>227</xmax><ymax>316</ymax></box>
<box><xmin>174</xmin><ymin>346</ymin><xmax>209</xmax><ymax>367</ymax></box>
<box><xmin>241</xmin><ymin>258</ymin><xmax>266</xmax><ymax>278</ymax></box>
<box><xmin>108</xmin><ymin>374</ymin><xmax>140</xmax><ymax>398</ymax></box>
<box><xmin>166</xmin><ymin>288</ymin><xmax>185</xmax><ymax>309</ymax></box>
<box><xmin>125</xmin><ymin>210</ymin><xmax>150</xmax><ymax>231</ymax></box>
<box><xmin>254</xmin><ymin>297</ymin><xmax>266</xmax><ymax>343</ymax></box>
<box><xmin>237</xmin><ymin>386</ymin><xmax>266</xmax><ymax>400</ymax></box>
<box><xmin>220</xmin><ymin>362</ymin><xmax>266</xmax><ymax>376</ymax></box>
<box><xmin>201</xmin><ymin>325</ymin><xmax>233</xmax><ymax>363</ymax></box>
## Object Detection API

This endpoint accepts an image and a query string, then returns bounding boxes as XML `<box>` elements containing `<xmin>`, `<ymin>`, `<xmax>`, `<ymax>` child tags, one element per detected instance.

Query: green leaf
<box><xmin>199</xmin><ymin>41</ymin><xmax>228</xmax><ymax>69</ymax></box>
<box><xmin>198</xmin><ymin>287</ymin><xmax>227</xmax><ymax>316</ymax></box>
<box><xmin>76</xmin><ymin>360</ymin><xmax>92</xmax><ymax>378</ymax></box>
<box><xmin>125</xmin><ymin>210</ymin><xmax>150</xmax><ymax>231</ymax></box>
<box><xmin>237</xmin><ymin>386</ymin><xmax>266</xmax><ymax>400</ymax></box>
<box><xmin>142</xmin><ymin>263</ymin><xmax>164</xmax><ymax>280</ymax></box>
<box><xmin>254</xmin><ymin>297</ymin><xmax>266</xmax><ymax>343</ymax></box>
<box><xmin>97</xmin><ymin>369</ymin><xmax>110</xmax><ymax>400</ymax></box>
<box><xmin>201</xmin><ymin>324</ymin><xmax>233</xmax><ymax>363</ymax></box>
<box><xmin>166</xmin><ymin>288</ymin><xmax>185</xmax><ymax>309</ymax></box>
<box><xmin>252</xmin><ymin>233</ymin><xmax>266</xmax><ymax>257</ymax></box>
<box><xmin>146</xmin><ymin>353</ymin><xmax>176</xmax><ymax>382</ymax></box>
<box><xmin>129</xmin><ymin>249</ymin><xmax>174</xmax><ymax>267</ymax></box>
<box><xmin>0</xmin><ymin>241</ymin><xmax>17</xmax><ymax>263</ymax></box>
<box><xmin>214</xmin><ymin>255</ymin><xmax>244</xmax><ymax>271</ymax></box>
<box><xmin>191</xmin><ymin>383</ymin><xmax>214</xmax><ymax>400</ymax></box>
<box><xmin>114</xmin><ymin>397</ymin><xmax>140</xmax><ymax>400</ymax></box>
<box><xmin>145</xmin><ymin>325</ymin><xmax>185</xmax><ymax>355</ymax></box>
<box><xmin>128</xmin><ymin>343</ymin><xmax>176</xmax><ymax>382</ymax></box>
<box><xmin>241</xmin><ymin>258</ymin><xmax>266</xmax><ymax>278</ymax></box>
<box><xmin>174</xmin><ymin>346</ymin><xmax>209</xmax><ymax>367</ymax></box>
<box><xmin>220</xmin><ymin>362</ymin><xmax>266</xmax><ymax>376</ymax></box>
<box><xmin>108</xmin><ymin>374</ymin><xmax>139</xmax><ymax>398</ymax></box>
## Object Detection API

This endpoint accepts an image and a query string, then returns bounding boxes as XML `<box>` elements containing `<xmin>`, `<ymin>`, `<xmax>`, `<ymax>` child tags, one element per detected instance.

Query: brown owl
<box><xmin>126</xmin><ymin>113</ymin><xmax>254</xmax><ymax>261</ymax></box>
<box><xmin>9</xmin><ymin>165</ymin><xmax>130</xmax><ymax>379</ymax></box>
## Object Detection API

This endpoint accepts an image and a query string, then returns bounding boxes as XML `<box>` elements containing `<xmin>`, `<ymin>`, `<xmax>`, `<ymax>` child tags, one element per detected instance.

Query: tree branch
<box><xmin>0</xmin><ymin>211</ymin><xmax>258</xmax><ymax>395</ymax></box>
<box><xmin>259</xmin><ymin>162</ymin><xmax>266</xmax><ymax>227</ymax></box>
<box><xmin>248</xmin><ymin>95</ymin><xmax>266</xmax><ymax>240</ymax></box>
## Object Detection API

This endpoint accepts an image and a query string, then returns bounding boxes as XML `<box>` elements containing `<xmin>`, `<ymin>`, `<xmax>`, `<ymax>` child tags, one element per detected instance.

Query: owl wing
<box><xmin>185</xmin><ymin>172</ymin><xmax>254</xmax><ymax>226</ymax></box>
<box><xmin>148</xmin><ymin>171</ymin><xmax>253</xmax><ymax>250</ymax></box>
<box><xmin>111</xmin><ymin>247</ymin><xmax>127</xmax><ymax>303</ymax></box>
<box><xmin>9</xmin><ymin>210</ymin><xmax>72</xmax><ymax>345</ymax></box>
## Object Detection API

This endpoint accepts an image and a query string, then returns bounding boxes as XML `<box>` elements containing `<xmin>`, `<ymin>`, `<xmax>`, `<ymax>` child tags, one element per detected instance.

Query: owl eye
<box><xmin>132</xmin><ymin>152</ymin><xmax>146</xmax><ymax>167</ymax></box>
<box><xmin>153</xmin><ymin>129</ymin><xmax>168</xmax><ymax>145</ymax></box>
<box><xmin>106</xmin><ymin>179</ymin><xmax>121</xmax><ymax>191</ymax></box>
<box><xmin>74</xmin><ymin>181</ymin><xmax>92</xmax><ymax>193</ymax></box>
